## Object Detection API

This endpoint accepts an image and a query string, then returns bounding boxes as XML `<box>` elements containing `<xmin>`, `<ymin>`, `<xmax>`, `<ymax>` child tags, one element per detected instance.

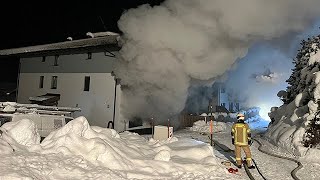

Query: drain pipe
<box><xmin>112</xmin><ymin>78</ymin><xmax>119</xmax><ymax>129</ymax></box>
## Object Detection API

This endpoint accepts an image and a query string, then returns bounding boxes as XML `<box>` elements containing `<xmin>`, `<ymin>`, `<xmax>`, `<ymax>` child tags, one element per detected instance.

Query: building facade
<box><xmin>0</xmin><ymin>33</ymin><xmax>125</xmax><ymax>132</ymax></box>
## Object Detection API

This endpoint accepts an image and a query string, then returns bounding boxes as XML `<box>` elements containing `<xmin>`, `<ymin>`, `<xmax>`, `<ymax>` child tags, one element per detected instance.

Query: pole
<box><xmin>210</xmin><ymin>105</ymin><xmax>213</xmax><ymax>146</ymax></box>
<box><xmin>210</xmin><ymin>120</ymin><xmax>213</xmax><ymax>146</ymax></box>
<box><xmin>167</xmin><ymin>118</ymin><xmax>170</xmax><ymax>138</ymax></box>
<box><xmin>151</xmin><ymin>117</ymin><xmax>154</xmax><ymax>138</ymax></box>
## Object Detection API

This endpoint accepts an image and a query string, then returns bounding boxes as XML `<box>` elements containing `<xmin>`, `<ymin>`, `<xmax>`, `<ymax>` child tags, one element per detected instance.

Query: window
<box><xmin>235</xmin><ymin>103</ymin><xmax>240</xmax><ymax>111</ymax></box>
<box><xmin>84</xmin><ymin>76</ymin><xmax>90</xmax><ymax>91</ymax></box>
<box><xmin>39</xmin><ymin>76</ymin><xmax>44</xmax><ymax>88</ymax></box>
<box><xmin>51</xmin><ymin>76</ymin><xmax>58</xmax><ymax>89</ymax></box>
<box><xmin>229</xmin><ymin>102</ymin><xmax>234</xmax><ymax>112</ymax></box>
<box><xmin>54</xmin><ymin>55</ymin><xmax>59</xmax><ymax>66</ymax></box>
<box><xmin>87</xmin><ymin>52</ymin><xmax>92</xmax><ymax>60</ymax></box>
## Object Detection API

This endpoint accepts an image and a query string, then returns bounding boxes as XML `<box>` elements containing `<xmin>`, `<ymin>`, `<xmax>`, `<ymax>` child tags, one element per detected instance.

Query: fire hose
<box><xmin>253</xmin><ymin>138</ymin><xmax>303</xmax><ymax>180</ymax></box>
<box><xmin>207</xmin><ymin>135</ymin><xmax>264</xmax><ymax>180</ymax></box>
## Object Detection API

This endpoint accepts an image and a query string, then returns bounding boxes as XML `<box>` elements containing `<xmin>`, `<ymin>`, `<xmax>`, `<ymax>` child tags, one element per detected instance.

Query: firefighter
<box><xmin>231</xmin><ymin>113</ymin><xmax>255</xmax><ymax>169</ymax></box>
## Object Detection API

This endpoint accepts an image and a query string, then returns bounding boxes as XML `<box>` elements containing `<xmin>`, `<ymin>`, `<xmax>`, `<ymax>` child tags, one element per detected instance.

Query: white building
<box><xmin>0</xmin><ymin>32</ymin><xmax>125</xmax><ymax>132</ymax></box>
<box><xmin>209</xmin><ymin>82</ymin><xmax>240</xmax><ymax>113</ymax></box>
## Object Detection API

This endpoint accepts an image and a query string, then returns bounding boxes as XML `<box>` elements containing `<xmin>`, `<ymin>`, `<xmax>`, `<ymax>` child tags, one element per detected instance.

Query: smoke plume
<box><xmin>115</xmin><ymin>0</ymin><xmax>320</xmax><ymax>123</ymax></box>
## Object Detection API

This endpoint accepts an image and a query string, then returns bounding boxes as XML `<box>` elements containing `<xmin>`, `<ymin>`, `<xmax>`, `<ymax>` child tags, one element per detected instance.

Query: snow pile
<box><xmin>265</xmin><ymin>101</ymin><xmax>309</xmax><ymax>157</ymax></box>
<box><xmin>0</xmin><ymin>116</ymin><xmax>233</xmax><ymax>179</ymax></box>
<box><xmin>266</xmin><ymin>36</ymin><xmax>320</xmax><ymax>162</ymax></box>
<box><xmin>189</xmin><ymin>120</ymin><xmax>229</xmax><ymax>133</ymax></box>
<box><xmin>205</xmin><ymin>112</ymin><xmax>237</xmax><ymax>122</ymax></box>
<box><xmin>1</xmin><ymin>119</ymin><xmax>40</xmax><ymax>146</ymax></box>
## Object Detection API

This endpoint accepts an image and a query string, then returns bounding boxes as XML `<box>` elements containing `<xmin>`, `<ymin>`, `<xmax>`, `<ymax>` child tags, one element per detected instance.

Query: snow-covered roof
<box><xmin>0</xmin><ymin>32</ymin><xmax>121</xmax><ymax>57</ymax></box>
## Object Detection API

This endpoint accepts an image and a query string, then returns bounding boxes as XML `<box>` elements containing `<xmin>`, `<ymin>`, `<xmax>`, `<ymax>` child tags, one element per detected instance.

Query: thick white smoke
<box><xmin>115</xmin><ymin>0</ymin><xmax>320</xmax><ymax>123</ymax></box>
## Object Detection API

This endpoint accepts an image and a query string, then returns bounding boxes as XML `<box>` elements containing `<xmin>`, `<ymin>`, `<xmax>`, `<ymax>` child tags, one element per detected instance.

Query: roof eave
<box><xmin>0</xmin><ymin>35</ymin><xmax>121</xmax><ymax>58</ymax></box>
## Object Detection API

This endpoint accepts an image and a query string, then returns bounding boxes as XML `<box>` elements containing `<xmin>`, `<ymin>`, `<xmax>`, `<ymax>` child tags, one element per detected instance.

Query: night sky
<box><xmin>0</xmin><ymin>0</ymin><xmax>164</xmax><ymax>83</ymax></box>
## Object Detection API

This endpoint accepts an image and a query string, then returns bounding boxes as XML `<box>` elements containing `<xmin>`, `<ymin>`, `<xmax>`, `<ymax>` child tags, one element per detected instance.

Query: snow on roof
<box><xmin>86</xmin><ymin>31</ymin><xmax>119</xmax><ymax>38</ymax></box>
<box><xmin>0</xmin><ymin>102</ymin><xmax>81</xmax><ymax>112</ymax></box>
<box><xmin>0</xmin><ymin>32</ymin><xmax>121</xmax><ymax>57</ymax></box>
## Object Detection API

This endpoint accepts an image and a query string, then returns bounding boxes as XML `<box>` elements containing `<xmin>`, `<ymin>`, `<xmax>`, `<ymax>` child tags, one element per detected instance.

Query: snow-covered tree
<box><xmin>304</xmin><ymin>112</ymin><xmax>320</xmax><ymax>148</ymax></box>
<box><xmin>285</xmin><ymin>37</ymin><xmax>319</xmax><ymax>104</ymax></box>
<box><xmin>278</xmin><ymin>35</ymin><xmax>320</xmax><ymax>148</ymax></box>
<box><xmin>266</xmin><ymin>34</ymin><xmax>320</xmax><ymax>154</ymax></box>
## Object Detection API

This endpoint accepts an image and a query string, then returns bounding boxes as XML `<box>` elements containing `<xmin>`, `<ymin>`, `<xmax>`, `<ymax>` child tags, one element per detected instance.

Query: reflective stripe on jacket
<box><xmin>232</xmin><ymin>122</ymin><xmax>250</xmax><ymax>146</ymax></box>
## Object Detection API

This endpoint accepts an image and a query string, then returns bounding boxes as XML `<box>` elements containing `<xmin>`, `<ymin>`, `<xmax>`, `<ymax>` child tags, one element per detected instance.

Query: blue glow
<box><xmin>247</xmin><ymin>116</ymin><xmax>270</xmax><ymax>131</ymax></box>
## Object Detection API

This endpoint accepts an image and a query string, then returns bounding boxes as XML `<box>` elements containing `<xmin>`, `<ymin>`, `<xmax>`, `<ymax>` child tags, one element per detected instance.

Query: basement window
<box><xmin>84</xmin><ymin>76</ymin><xmax>90</xmax><ymax>91</ymax></box>
<box><xmin>51</xmin><ymin>76</ymin><xmax>58</xmax><ymax>89</ymax></box>
<box><xmin>87</xmin><ymin>52</ymin><xmax>92</xmax><ymax>60</ymax></box>
<box><xmin>54</xmin><ymin>55</ymin><xmax>59</xmax><ymax>66</ymax></box>
<box><xmin>39</xmin><ymin>76</ymin><xmax>44</xmax><ymax>88</ymax></box>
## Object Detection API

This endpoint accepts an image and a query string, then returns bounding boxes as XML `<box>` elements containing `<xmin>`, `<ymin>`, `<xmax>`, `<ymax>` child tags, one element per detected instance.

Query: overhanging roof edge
<box><xmin>0</xmin><ymin>35</ymin><xmax>121</xmax><ymax>57</ymax></box>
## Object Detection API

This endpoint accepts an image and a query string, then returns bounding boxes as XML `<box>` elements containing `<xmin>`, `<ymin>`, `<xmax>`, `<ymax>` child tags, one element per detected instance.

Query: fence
<box><xmin>179</xmin><ymin>114</ymin><xmax>214</xmax><ymax>128</ymax></box>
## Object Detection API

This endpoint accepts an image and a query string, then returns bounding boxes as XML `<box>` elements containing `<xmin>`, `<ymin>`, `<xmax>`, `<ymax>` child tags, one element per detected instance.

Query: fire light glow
<box><xmin>258</xmin><ymin>104</ymin><xmax>271</xmax><ymax>121</ymax></box>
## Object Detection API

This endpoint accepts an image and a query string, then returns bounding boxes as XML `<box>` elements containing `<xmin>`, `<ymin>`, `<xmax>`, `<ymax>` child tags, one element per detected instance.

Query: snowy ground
<box><xmin>180</xmin><ymin>120</ymin><xmax>320</xmax><ymax>180</ymax></box>
<box><xmin>0</xmin><ymin>118</ymin><xmax>319</xmax><ymax>179</ymax></box>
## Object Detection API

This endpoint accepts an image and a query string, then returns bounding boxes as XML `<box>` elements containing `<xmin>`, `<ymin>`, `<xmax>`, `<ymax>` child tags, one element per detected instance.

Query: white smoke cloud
<box><xmin>115</xmin><ymin>0</ymin><xmax>320</xmax><ymax>123</ymax></box>
<box><xmin>251</xmin><ymin>68</ymin><xmax>282</xmax><ymax>83</ymax></box>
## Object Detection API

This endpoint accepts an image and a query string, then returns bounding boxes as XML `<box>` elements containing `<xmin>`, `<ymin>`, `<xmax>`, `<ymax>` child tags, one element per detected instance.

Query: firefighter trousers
<box><xmin>234</xmin><ymin>145</ymin><xmax>252</xmax><ymax>166</ymax></box>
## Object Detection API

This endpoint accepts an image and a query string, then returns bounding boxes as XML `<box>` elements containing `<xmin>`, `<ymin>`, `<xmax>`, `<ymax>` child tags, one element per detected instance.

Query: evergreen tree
<box><xmin>281</xmin><ymin>34</ymin><xmax>320</xmax><ymax>147</ymax></box>
<box><xmin>304</xmin><ymin>112</ymin><xmax>320</xmax><ymax>148</ymax></box>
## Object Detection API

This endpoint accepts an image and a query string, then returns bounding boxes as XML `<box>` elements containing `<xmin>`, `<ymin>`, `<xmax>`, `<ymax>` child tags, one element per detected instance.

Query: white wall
<box><xmin>17</xmin><ymin>72</ymin><xmax>122</xmax><ymax>129</ymax></box>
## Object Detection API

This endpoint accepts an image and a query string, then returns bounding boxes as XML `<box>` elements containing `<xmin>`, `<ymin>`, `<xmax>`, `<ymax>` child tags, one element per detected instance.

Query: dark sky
<box><xmin>0</xmin><ymin>0</ymin><xmax>165</xmax><ymax>83</ymax></box>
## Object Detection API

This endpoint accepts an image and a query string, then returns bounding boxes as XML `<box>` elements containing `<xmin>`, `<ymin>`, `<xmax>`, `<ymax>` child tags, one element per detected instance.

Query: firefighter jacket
<box><xmin>231</xmin><ymin>121</ymin><xmax>251</xmax><ymax>146</ymax></box>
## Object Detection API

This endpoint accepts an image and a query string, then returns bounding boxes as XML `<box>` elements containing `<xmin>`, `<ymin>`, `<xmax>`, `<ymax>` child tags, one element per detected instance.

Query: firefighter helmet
<box><xmin>237</xmin><ymin>113</ymin><xmax>245</xmax><ymax>120</ymax></box>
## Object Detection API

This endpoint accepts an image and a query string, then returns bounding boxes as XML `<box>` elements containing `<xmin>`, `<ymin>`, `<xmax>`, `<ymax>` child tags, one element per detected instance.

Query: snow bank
<box><xmin>0</xmin><ymin>116</ymin><xmax>232</xmax><ymax>179</ymax></box>
<box><xmin>1</xmin><ymin>119</ymin><xmax>40</xmax><ymax>146</ymax></box>
<box><xmin>266</xmin><ymin>38</ymin><xmax>320</xmax><ymax>162</ymax></box>
<box><xmin>265</xmin><ymin>101</ymin><xmax>307</xmax><ymax>155</ymax></box>
<box><xmin>189</xmin><ymin>120</ymin><xmax>229</xmax><ymax>133</ymax></box>
<box><xmin>266</xmin><ymin>95</ymin><xmax>320</xmax><ymax>162</ymax></box>
<box><xmin>202</xmin><ymin>112</ymin><xmax>237</xmax><ymax>122</ymax></box>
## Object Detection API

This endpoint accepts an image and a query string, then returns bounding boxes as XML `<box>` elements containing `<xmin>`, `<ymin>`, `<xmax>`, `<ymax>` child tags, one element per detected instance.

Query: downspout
<box><xmin>112</xmin><ymin>78</ymin><xmax>118</xmax><ymax>129</ymax></box>
<box><xmin>218</xmin><ymin>84</ymin><xmax>220</xmax><ymax>110</ymax></box>
<box><xmin>15</xmin><ymin>58</ymin><xmax>21</xmax><ymax>102</ymax></box>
